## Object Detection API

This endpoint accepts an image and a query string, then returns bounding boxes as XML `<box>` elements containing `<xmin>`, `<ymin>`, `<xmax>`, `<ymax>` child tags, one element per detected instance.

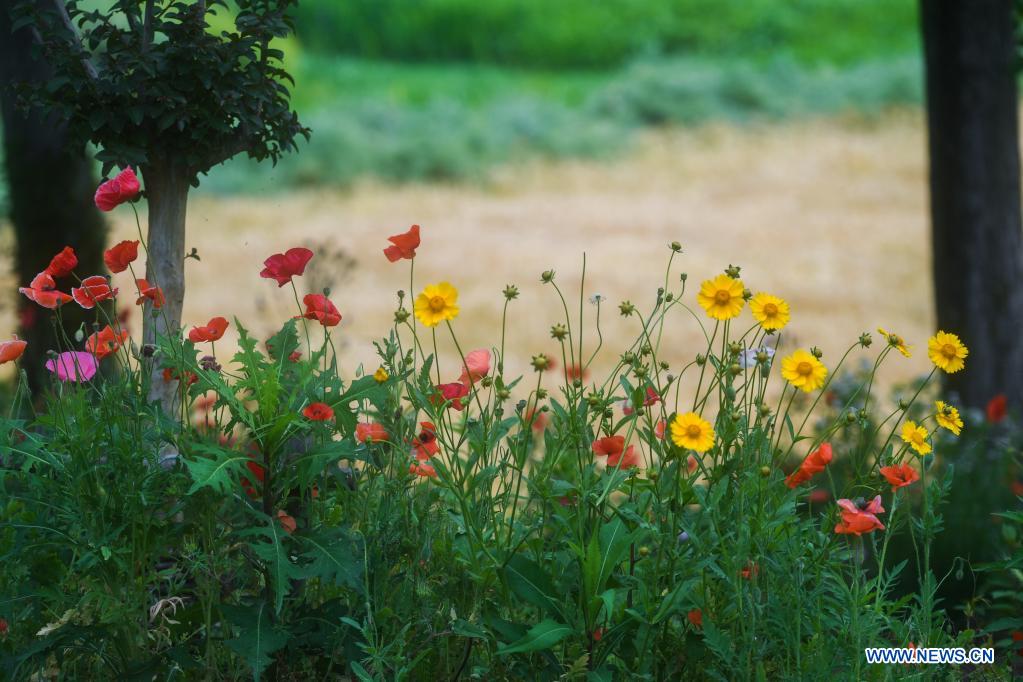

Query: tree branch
<box><xmin>49</xmin><ymin>0</ymin><xmax>98</xmax><ymax>81</ymax></box>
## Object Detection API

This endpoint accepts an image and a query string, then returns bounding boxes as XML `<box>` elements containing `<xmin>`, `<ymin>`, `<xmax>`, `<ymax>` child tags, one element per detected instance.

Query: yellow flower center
<box><xmin>429</xmin><ymin>296</ymin><xmax>447</xmax><ymax>312</ymax></box>
<box><xmin>890</xmin><ymin>335</ymin><xmax>903</xmax><ymax>347</ymax></box>
<box><xmin>763</xmin><ymin>303</ymin><xmax>778</xmax><ymax>316</ymax></box>
<box><xmin>912</xmin><ymin>432</ymin><xmax>923</xmax><ymax>445</ymax></box>
<box><xmin>941</xmin><ymin>343</ymin><xmax>957</xmax><ymax>359</ymax></box>
<box><xmin>796</xmin><ymin>361</ymin><xmax>813</xmax><ymax>376</ymax></box>
<box><xmin>714</xmin><ymin>290</ymin><xmax>731</xmax><ymax>305</ymax></box>
<box><xmin>686</xmin><ymin>424</ymin><xmax>702</xmax><ymax>438</ymax></box>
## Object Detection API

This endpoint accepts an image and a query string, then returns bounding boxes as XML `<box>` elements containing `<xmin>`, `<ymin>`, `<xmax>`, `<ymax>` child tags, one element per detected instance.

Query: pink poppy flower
<box><xmin>20</xmin><ymin>272</ymin><xmax>72</xmax><ymax>309</ymax></box>
<box><xmin>458</xmin><ymin>348</ymin><xmax>491</xmax><ymax>385</ymax></box>
<box><xmin>45</xmin><ymin>351</ymin><xmax>99</xmax><ymax>382</ymax></box>
<box><xmin>834</xmin><ymin>496</ymin><xmax>886</xmax><ymax>535</ymax></box>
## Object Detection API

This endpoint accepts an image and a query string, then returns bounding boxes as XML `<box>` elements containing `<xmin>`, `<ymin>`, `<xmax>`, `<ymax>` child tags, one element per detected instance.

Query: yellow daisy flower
<box><xmin>900</xmin><ymin>420</ymin><xmax>932</xmax><ymax>455</ymax></box>
<box><xmin>780</xmin><ymin>349</ymin><xmax>828</xmax><ymax>392</ymax></box>
<box><xmin>750</xmin><ymin>293</ymin><xmax>790</xmax><ymax>330</ymax></box>
<box><xmin>414</xmin><ymin>282</ymin><xmax>460</xmax><ymax>327</ymax></box>
<box><xmin>934</xmin><ymin>400</ymin><xmax>962</xmax><ymax>436</ymax></box>
<box><xmin>373</xmin><ymin>366</ymin><xmax>389</xmax><ymax>383</ymax></box>
<box><xmin>877</xmin><ymin>327</ymin><xmax>912</xmax><ymax>358</ymax></box>
<box><xmin>697</xmin><ymin>274</ymin><xmax>745</xmax><ymax>321</ymax></box>
<box><xmin>927</xmin><ymin>331</ymin><xmax>968</xmax><ymax>373</ymax></box>
<box><xmin>670</xmin><ymin>412</ymin><xmax>715</xmax><ymax>453</ymax></box>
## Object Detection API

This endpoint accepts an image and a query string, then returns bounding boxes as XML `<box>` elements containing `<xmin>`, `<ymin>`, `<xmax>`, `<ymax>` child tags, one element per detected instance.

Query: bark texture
<box><xmin>920</xmin><ymin>0</ymin><xmax>1023</xmax><ymax>409</ymax></box>
<box><xmin>0</xmin><ymin>0</ymin><xmax>106</xmax><ymax>393</ymax></box>
<box><xmin>140</xmin><ymin>162</ymin><xmax>188</xmax><ymax>411</ymax></box>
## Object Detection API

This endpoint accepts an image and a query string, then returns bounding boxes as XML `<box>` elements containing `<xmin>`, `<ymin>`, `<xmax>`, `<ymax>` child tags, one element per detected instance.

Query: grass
<box><xmin>198</xmin><ymin>53</ymin><xmax>924</xmax><ymax>195</ymax></box>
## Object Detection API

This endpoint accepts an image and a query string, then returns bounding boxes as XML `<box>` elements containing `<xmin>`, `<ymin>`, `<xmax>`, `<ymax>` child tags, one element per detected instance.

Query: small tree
<box><xmin>12</xmin><ymin>0</ymin><xmax>307</xmax><ymax>407</ymax></box>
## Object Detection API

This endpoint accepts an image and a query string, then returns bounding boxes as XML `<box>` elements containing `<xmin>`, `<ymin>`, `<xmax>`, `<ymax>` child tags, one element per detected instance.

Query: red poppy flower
<box><xmin>623</xmin><ymin>387</ymin><xmax>660</xmax><ymax>416</ymax></box>
<box><xmin>410</xmin><ymin>461</ymin><xmax>437</xmax><ymax>478</ymax></box>
<box><xmin>242</xmin><ymin>452</ymin><xmax>265</xmax><ymax>498</ymax></box>
<box><xmin>104</xmin><ymin>240</ymin><xmax>140</xmax><ymax>273</ymax></box>
<box><xmin>277</xmin><ymin>509</ymin><xmax>297</xmax><ymax>534</ymax></box>
<box><xmin>808</xmin><ymin>488</ymin><xmax>830</xmax><ymax>504</ymax></box>
<box><xmin>591</xmin><ymin>628</ymin><xmax>605</xmax><ymax>642</ymax></box>
<box><xmin>303</xmin><ymin>402</ymin><xmax>334</xmax><ymax>421</ymax></box>
<box><xmin>260</xmin><ymin>247</ymin><xmax>314</xmax><ymax>287</ymax></box>
<box><xmin>525</xmin><ymin>406</ymin><xmax>547</xmax><ymax>431</ymax></box>
<box><xmin>45</xmin><ymin>246</ymin><xmax>78</xmax><ymax>277</ymax></box>
<box><xmin>411</xmin><ymin>422</ymin><xmax>438</xmax><ymax>460</ymax></box>
<box><xmin>356</xmin><ymin>422</ymin><xmax>389</xmax><ymax>443</ymax></box>
<box><xmin>289</xmin><ymin>351</ymin><xmax>302</xmax><ymax>362</ymax></box>
<box><xmin>135</xmin><ymin>279</ymin><xmax>165</xmax><ymax>308</ymax></box>
<box><xmin>297</xmin><ymin>294</ymin><xmax>341</xmax><ymax>327</ymax></box>
<box><xmin>72</xmin><ymin>275</ymin><xmax>117</xmax><ymax>309</ymax></box>
<box><xmin>0</xmin><ymin>336</ymin><xmax>27</xmax><ymax>365</ymax></box>
<box><xmin>654</xmin><ymin>420</ymin><xmax>666</xmax><ymax>440</ymax></box>
<box><xmin>687</xmin><ymin>455</ymin><xmax>699</xmax><ymax>473</ymax></box>
<box><xmin>188</xmin><ymin>316</ymin><xmax>229</xmax><ymax>343</ymax></box>
<box><xmin>880</xmin><ymin>463</ymin><xmax>920</xmax><ymax>492</ymax></box>
<box><xmin>0</xmin><ymin>618</ymin><xmax>7</xmax><ymax>636</ymax></box>
<box><xmin>1012</xmin><ymin>480</ymin><xmax>1023</xmax><ymax>497</ymax></box>
<box><xmin>687</xmin><ymin>609</ymin><xmax>703</xmax><ymax>628</ymax></box>
<box><xmin>740</xmin><ymin>561</ymin><xmax>760</xmax><ymax>580</ymax></box>
<box><xmin>19</xmin><ymin>272</ymin><xmax>72</xmax><ymax>309</ymax></box>
<box><xmin>565</xmin><ymin>364</ymin><xmax>590</xmax><ymax>382</ymax></box>
<box><xmin>434</xmin><ymin>381</ymin><xmax>470</xmax><ymax>410</ymax></box>
<box><xmin>383</xmin><ymin>224</ymin><xmax>420</xmax><ymax>262</ymax></box>
<box><xmin>785</xmin><ymin>443</ymin><xmax>833</xmax><ymax>489</ymax></box>
<box><xmin>987</xmin><ymin>394</ymin><xmax>1007</xmax><ymax>423</ymax></box>
<box><xmin>834</xmin><ymin>496</ymin><xmax>886</xmax><ymax>536</ymax></box>
<box><xmin>162</xmin><ymin>367</ymin><xmax>199</xmax><ymax>386</ymax></box>
<box><xmin>85</xmin><ymin>325</ymin><xmax>129</xmax><ymax>360</ymax></box>
<box><xmin>94</xmin><ymin>167</ymin><xmax>141</xmax><ymax>211</ymax></box>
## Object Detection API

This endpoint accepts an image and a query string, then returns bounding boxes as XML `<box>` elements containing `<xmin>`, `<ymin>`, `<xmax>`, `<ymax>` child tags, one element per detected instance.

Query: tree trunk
<box><xmin>1</xmin><ymin>0</ymin><xmax>107</xmax><ymax>394</ymax></box>
<box><xmin>140</xmin><ymin>161</ymin><xmax>189</xmax><ymax>412</ymax></box>
<box><xmin>920</xmin><ymin>0</ymin><xmax>1023</xmax><ymax>410</ymax></box>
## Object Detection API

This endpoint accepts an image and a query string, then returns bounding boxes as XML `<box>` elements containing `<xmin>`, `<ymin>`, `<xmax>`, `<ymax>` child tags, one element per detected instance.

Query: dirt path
<box><xmin>5</xmin><ymin>112</ymin><xmax>934</xmax><ymax>395</ymax></box>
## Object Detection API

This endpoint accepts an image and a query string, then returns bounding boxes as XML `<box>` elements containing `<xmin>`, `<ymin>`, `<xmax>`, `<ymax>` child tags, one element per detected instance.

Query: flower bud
<box><xmin>481</xmin><ymin>376</ymin><xmax>494</xmax><ymax>388</ymax></box>
<box><xmin>638</xmin><ymin>546</ymin><xmax>650</xmax><ymax>557</ymax></box>
<box><xmin>503</xmin><ymin>284</ymin><xmax>519</xmax><ymax>300</ymax></box>
<box><xmin>394</xmin><ymin>309</ymin><xmax>410</xmax><ymax>323</ymax></box>
<box><xmin>536</xmin><ymin>388</ymin><xmax>549</xmax><ymax>400</ymax></box>
<box><xmin>898</xmin><ymin>398</ymin><xmax>910</xmax><ymax>410</ymax></box>
<box><xmin>670</xmin><ymin>241</ymin><xmax>683</xmax><ymax>253</ymax></box>
<box><xmin>619</xmin><ymin>300</ymin><xmax>636</xmax><ymax>317</ymax></box>
<box><xmin>695</xmin><ymin>354</ymin><xmax>706</xmax><ymax>366</ymax></box>
<box><xmin>725</xmin><ymin>264</ymin><xmax>741</xmax><ymax>278</ymax></box>
<box><xmin>664</xmin><ymin>292</ymin><xmax>674</xmax><ymax>302</ymax></box>
<box><xmin>621</xmin><ymin>352</ymin><xmax>636</xmax><ymax>365</ymax></box>
<box><xmin>742</xmin><ymin>288</ymin><xmax>752</xmax><ymax>301</ymax></box>
<box><xmin>845</xmin><ymin>411</ymin><xmax>857</xmax><ymax>424</ymax></box>
<box><xmin>677</xmin><ymin>531</ymin><xmax>690</xmax><ymax>544</ymax></box>
<box><xmin>397</xmin><ymin>289</ymin><xmax>405</xmax><ymax>300</ymax></box>
<box><xmin>758</xmin><ymin>403</ymin><xmax>771</xmax><ymax>418</ymax></box>
<box><xmin>728</xmin><ymin>341</ymin><xmax>742</xmax><ymax>356</ymax></box>
<box><xmin>810</xmin><ymin>346</ymin><xmax>823</xmax><ymax>359</ymax></box>
<box><xmin>680</xmin><ymin>272</ymin><xmax>688</xmax><ymax>282</ymax></box>
<box><xmin>497</xmin><ymin>388</ymin><xmax>511</xmax><ymax>400</ymax></box>
<box><xmin>540</xmin><ymin>270</ymin><xmax>555</xmax><ymax>283</ymax></box>
<box><xmin>759</xmin><ymin>465</ymin><xmax>771</xmax><ymax>478</ymax></box>
<box><xmin>531</xmin><ymin>354</ymin><xmax>550</xmax><ymax>372</ymax></box>
<box><xmin>572</xmin><ymin>378</ymin><xmax>582</xmax><ymax>389</ymax></box>
<box><xmin>859</xmin><ymin>332</ymin><xmax>872</xmax><ymax>348</ymax></box>
<box><xmin>550</xmin><ymin>323</ymin><xmax>568</xmax><ymax>341</ymax></box>
<box><xmin>728</xmin><ymin>363</ymin><xmax>741</xmax><ymax>376</ymax></box>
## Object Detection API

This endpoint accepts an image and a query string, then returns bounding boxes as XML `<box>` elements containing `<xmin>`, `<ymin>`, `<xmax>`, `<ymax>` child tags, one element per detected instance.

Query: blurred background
<box><xmin>0</xmin><ymin>0</ymin><xmax>936</xmax><ymax>386</ymax></box>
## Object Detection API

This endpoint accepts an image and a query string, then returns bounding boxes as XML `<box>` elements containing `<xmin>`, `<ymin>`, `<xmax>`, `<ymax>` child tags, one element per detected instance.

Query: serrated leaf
<box><xmin>297</xmin><ymin>529</ymin><xmax>363</xmax><ymax>593</ymax></box>
<box><xmin>223</xmin><ymin>602</ymin><xmax>289</xmax><ymax>681</ymax></box>
<box><xmin>238</xmin><ymin>516</ymin><xmax>301</xmax><ymax>614</ymax></box>
<box><xmin>182</xmin><ymin>443</ymin><xmax>251</xmax><ymax>495</ymax></box>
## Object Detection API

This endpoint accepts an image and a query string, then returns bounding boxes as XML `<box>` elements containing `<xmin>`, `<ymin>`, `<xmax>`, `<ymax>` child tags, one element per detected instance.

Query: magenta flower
<box><xmin>45</xmin><ymin>351</ymin><xmax>99</xmax><ymax>382</ymax></box>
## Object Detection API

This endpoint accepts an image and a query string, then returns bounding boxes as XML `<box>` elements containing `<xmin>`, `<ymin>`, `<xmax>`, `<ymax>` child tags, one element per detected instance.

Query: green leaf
<box><xmin>298</xmin><ymin>529</ymin><xmax>364</xmax><ymax>593</ymax></box>
<box><xmin>502</xmin><ymin>554</ymin><xmax>564</xmax><ymax>619</ymax></box>
<box><xmin>597</xmin><ymin>517</ymin><xmax>634</xmax><ymax>591</ymax></box>
<box><xmin>223</xmin><ymin>602</ymin><xmax>289</xmax><ymax>681</ymax></box>
<box><xmin>497</xmin><ymin>619</ymin><xmax>572</xmax><ymax>655</ymax></box>
<box><xmin>182</xmin><ymin>443</ymin><xmax>251</xmax><ymax>495</ymax></box>
<box><xmin>238</xmin><ymin>515</ymin><xmax>302</xmax><ymax>614</ymax></box>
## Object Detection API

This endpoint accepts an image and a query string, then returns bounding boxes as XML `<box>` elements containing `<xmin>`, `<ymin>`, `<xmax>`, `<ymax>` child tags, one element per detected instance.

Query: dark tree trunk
<box><xmin>140</xmin><ymin>161</ymin><xmax>189</xmax><ymax>412</ymax></box>
<box><xmin>920</xmin><ymin>0</ymin><xmax>1023</xmax><ymax>410</ymax></box>
<box><xmin>0</xmin><ymin>0</ymin><xmax>106</xmax><ymax>394</ymax></box>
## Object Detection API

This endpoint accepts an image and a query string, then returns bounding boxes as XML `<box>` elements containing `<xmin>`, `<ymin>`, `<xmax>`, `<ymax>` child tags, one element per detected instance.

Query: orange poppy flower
<box><xmin>383</xmin><ymin>224</ymin><xmax>420</xmax><ymax>262</ymax></box>
<box><xmin>19</xmin><ymin>272</ymin><xmax>72</xmax><ymax>309</ymax></box>
<box><xmin>0</xmin><ymin>336</ymin><xmax>27</xmax><ymax>365</ymax></box>
<box><xmin>356</xmin><ymin>422</ymin><xmax>389</xmax><ymax>443</ymax></box>
<box><xmin>592</xmin><ymin>435</ymin><xmax>640</xmax><ymax>469</ymax></box>
<box><xmin>72</xmin><ymin>275</ymin><xmax>117</xmax><ymax>309</ymax></box>
<box><xmin>879</xmin><ymin>464</ymin><xmax>919</xmax><ymax>492</ymax></box>
<box><xmin>104</xmin><ymin>240</ymin><xmax>140</xmax><ymax>273</ymax></box>
<box><xmin>277</xmin><ymin>509</ymin><xmax>297</xmax><ymax>534</ymax></box>
<box><xmin>297</xmin><ymin>294</ymin><xmax>341</xmax><ymax>327</ymax></box>
<box><xmin>135</xmin><ymin>279</ymin><xmax>165</xmax><ymax>308</ymax></box>
<box><xmin>785</xmin><ymin>443</ymin><xmax>833</xmax><ymax>489</ymax></box>
<box><xmin>687</xmin><ymin>609</ymin><xmax>703</xmax><ymax>628</ymax></box>
<box><xmin>303</xmin><ymin>402</ymin><xmax>334</xmax><ymax>421</ymax></box>
<box><xmin>85</xmin><ymin>325</ymin><xmax>129</xmax><ymax>360</ymax></box>
<box><xmin>834</xmin><ymin>496</ymin><xmax>886</xmax><ymax>536</ymax></box>
<box><xmin>411</xmin><ymin>422</ymin><xmax>439</xmax><ymax>460</ymax></box>
<box><xmin>45</xmin><ymin>246</ymin><xmax>78</xmax><ymax>277</ymax></box>
<box><xmin>188</xmin><ymin>316</ymin><xmax>229</xmax><ymax>343</ymax></box>
<box><xmin>409</xmin><ymin>461</ymin><xmax>437</xmax><ymax>478</ymax></box>
<box><xmin>654</xmin><ymin>420</ymin><xmax>666</xmax><ymax>440</ymax></box>
<box><xmin>740</xmin><ymin>561</ymin><xmax>760</xmax><ymax>580</ymax></box>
